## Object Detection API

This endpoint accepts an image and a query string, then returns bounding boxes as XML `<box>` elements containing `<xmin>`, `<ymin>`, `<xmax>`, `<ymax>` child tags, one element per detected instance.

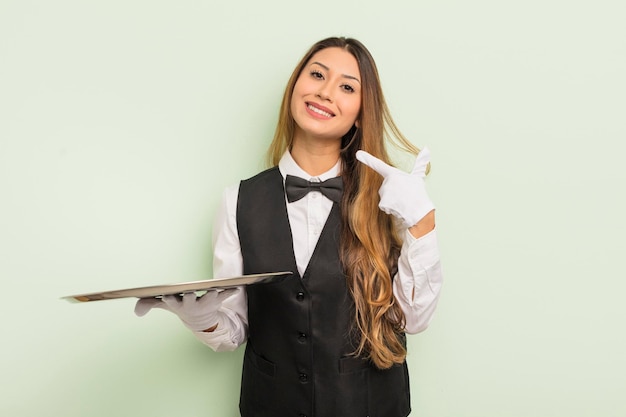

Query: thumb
<box><xmin>411</xmin><ymin>147</ymin><xmax>431</xmax><ymax>176</ymax></box>
<box><xmin>356</xmin><ymin>150</ymin><xmax>396</xmax><ymax>178</ymax></box>
<box><xmin>134</xmin><ymin>297</ymin><xmax>164</xmax><ymax>317</ymax></box>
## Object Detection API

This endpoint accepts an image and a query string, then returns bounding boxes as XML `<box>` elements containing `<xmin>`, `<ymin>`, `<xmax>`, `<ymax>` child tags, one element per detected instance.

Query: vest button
<box><xmin>298</xmin><ymin>333</ymin><xmax>307</xmax><ymax>343</ymax></box>
<box><xmin>296</xmin><ymin>292</ymin><xmax>305</xmax><ymax>301</ymax></box>
<box><xmin>299</xmin><ymin>373</ymin><xmax>308</xmax><ymax>382</ymax></box>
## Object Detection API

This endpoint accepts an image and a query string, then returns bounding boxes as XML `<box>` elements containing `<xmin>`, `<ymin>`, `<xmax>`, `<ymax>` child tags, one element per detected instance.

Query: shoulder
<box><xmin>238</xmin><ymin>167</ymin><xmax>286</xmax><ymax>210</ymax></box>
<box><xmin>240</xmin><ymin>166</ymin><xmax>282</xmax><ymax>187</ymax></box>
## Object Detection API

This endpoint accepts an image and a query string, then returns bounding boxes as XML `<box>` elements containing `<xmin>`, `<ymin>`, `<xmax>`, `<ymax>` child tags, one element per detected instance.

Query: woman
<box><xmin>136</xmin><ymin>36</ymin><xmax>443</xmax><ymax>417</ymax></box>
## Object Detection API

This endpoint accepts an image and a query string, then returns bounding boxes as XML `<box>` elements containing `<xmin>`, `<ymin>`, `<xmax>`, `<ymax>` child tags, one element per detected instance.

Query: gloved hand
<box><xmin>356</xmin><ymin>148</ymin><xmax>435</xmax><ymax>228</ymax></box>
<box><xmin>134</xmin><ymin>288</ymin><xmax>238</xmax><ymax>332</ymax></box>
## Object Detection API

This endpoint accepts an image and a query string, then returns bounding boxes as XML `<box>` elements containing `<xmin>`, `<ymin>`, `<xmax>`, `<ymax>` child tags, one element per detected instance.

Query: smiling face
<box><xmin>290</xmin><ymin>47</ymin><xmax>362</xmax><ymax>147</ymax></box>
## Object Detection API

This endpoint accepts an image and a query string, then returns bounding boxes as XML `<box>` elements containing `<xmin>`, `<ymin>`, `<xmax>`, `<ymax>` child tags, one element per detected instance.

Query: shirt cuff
<box><xmin>404</xmin><ymin>227</ymin><xmax>440</xmax><ymax>269</ymax></box>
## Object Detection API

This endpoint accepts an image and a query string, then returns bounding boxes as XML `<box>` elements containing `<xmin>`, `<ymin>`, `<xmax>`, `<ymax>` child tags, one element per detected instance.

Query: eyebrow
<box><xmin>311</xmin><ymin>61</ymin><xmax>361</xmax><ymax>84</ymax></box>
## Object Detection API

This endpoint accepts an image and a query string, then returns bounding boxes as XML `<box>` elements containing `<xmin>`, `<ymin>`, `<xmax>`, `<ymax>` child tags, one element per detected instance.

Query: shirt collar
<box><xmin>278</xmin><ymin>150</ymin><xmax>341</xmax><ymax>181</ymax></box>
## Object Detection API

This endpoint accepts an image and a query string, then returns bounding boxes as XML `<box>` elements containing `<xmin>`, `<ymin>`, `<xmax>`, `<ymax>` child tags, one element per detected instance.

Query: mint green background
<box><xmin>1</xmin><ymin>1</ymin><xmax>625</xmax><ymax>416</ymax></box>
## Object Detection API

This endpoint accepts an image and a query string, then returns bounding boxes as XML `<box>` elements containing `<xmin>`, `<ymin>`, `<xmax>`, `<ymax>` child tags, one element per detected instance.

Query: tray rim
<box><xmin>62</xmin><ymin>271</ymin><xmax>293</xmax><ymax>302</ymax></box>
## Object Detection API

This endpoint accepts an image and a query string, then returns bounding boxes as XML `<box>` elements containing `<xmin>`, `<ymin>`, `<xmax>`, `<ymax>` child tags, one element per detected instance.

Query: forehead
<box><xmin>306</xmin><ymin>47</ymin><xmax>360</xmax><ymax>78</ymax></box>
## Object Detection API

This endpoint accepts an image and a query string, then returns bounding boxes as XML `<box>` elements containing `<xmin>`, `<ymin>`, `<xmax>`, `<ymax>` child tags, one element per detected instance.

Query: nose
<box><xmin>316</xmin><ymin>83</ymin><xmax>333</xmax><ymax>102</ymax></box>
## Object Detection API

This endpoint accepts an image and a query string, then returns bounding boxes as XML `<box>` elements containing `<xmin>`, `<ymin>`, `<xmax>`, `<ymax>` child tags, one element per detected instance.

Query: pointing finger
<box><xmin>356</xmin><ymin>150</ymin><xmax>396</xmax><ymax>178</ymax></box>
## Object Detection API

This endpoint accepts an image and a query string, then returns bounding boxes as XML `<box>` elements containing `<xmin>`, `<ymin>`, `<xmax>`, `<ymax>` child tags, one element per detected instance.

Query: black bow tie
<box><xmin>284</xmin><ymin>175</ymin><xmax>343</xmax><ymax>203</ymax></box>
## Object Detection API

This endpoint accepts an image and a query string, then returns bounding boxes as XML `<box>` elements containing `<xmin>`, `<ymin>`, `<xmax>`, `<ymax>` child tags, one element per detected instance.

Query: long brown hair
<box><xmin>267</xmin><ymin>37</ymin><xmax>419</xmax><ymax>369</ymax></box>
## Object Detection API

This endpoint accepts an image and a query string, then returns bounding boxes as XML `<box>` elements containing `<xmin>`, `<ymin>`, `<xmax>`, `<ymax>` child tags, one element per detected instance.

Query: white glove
<box><xmin>356</xmin><ymin>148</ymin><xmax>435</xmax><ymax>228</ymax></box>
<box><xmin>134</xmin><ymin>288</ymin><xmax>238</xmax><ymax>332</ymax></box>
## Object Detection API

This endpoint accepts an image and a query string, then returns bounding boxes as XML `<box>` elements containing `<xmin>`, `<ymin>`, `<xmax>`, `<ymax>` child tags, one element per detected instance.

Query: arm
<box><xmin>394</xmin><ymin>216</ymin><xmax>443</xmax><ymax>334</ymax></box>
<box><xmin>408</xmin><ymin>209</ymin><xmax>435</xmax><ymax>239</ymax></box>
<box><xmin>356</xmin><ymin>148</ymin><xmax>443</xmax><ymax>333</ymax></box>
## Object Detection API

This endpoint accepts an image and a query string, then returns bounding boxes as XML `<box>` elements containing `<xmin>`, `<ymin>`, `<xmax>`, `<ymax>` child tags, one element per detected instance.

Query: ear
<box><xmin>354</xmin><ymin>120</ymin><xmax>360</xmax><ymax>128</ymax></box>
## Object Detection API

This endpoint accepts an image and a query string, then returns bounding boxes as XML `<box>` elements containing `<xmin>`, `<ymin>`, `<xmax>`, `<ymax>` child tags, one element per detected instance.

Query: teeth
<box><xmin>308</xmin><ymin>104</ymin><xmax>332</xmax><ymax>118</ymax></box>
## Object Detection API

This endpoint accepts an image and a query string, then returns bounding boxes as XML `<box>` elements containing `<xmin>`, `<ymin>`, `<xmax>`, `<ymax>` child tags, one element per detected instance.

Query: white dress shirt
<box><xmin>194</xmin><ymin>151</ymin><xmax>443</xmax><ymax>351</ymax></box>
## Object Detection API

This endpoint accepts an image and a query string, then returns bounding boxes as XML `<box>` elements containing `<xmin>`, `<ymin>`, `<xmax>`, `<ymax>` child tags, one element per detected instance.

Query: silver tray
<box><xmin>63</xmin><ymin>271</ymin><xmax>293</xmax><ymax>302</ymax></box>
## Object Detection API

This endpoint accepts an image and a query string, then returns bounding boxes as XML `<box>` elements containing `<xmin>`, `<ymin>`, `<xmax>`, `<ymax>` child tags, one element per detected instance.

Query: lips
<box><xmin>306</xmin><ymin>102</ymin><xmax>335</xmax><ymax>118</ymax></box>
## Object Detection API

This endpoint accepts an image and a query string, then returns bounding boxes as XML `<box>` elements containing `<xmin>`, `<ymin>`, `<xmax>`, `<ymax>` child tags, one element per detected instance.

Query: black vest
<box><xmin>236</xmin><ymin>167</ymin><xmax>410</xmax><ymax>417</ymax></box>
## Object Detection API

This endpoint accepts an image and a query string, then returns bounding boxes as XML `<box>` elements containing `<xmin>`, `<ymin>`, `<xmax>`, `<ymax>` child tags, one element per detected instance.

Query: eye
<box><xmin>310</xmin><ymin>70</ymin><xmax>324</xmax><ymax>79</ymax></box>
<box><xmin>341</xmin><ymin>84</ymin><xmax>355</xmax><ymax>93</ymax></box>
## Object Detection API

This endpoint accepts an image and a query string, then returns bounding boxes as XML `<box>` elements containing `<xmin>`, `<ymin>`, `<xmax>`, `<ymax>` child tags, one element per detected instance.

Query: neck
<box><xmin>290</xmin><ymin>132</ymin><xmax>341</xmax><ymax>177</ymax></box>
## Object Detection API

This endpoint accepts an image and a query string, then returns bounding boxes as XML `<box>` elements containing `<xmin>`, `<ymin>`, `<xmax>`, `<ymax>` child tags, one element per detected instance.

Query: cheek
<box><xmin>290</xmin><ymin>79</ymin><xmax>308</xmax><ymax>111</ymax></box>
<box><xmin>292</xmin><ymin>76</ymin><xmax>309</xmax><ymax>97</ymax></box>
<box><xmin>344</xmin><ymin>98</ymin><xmax>361</xmax><ymax>122</ymax></box>
<box><xmin>290</xmin><ymin>86</ymin><xmax>302</xmax><ymax>113</ymax></box>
